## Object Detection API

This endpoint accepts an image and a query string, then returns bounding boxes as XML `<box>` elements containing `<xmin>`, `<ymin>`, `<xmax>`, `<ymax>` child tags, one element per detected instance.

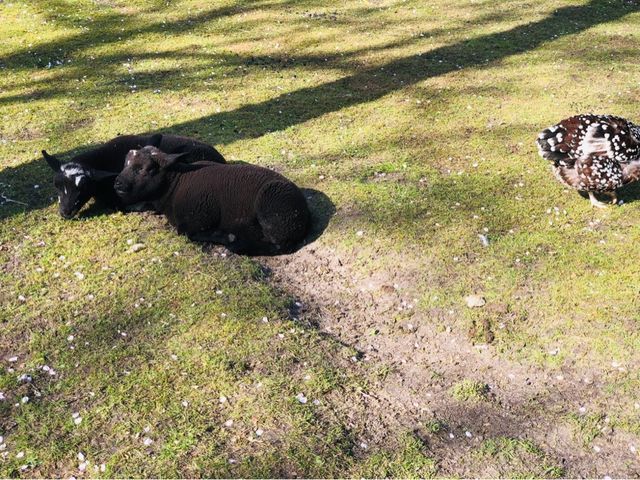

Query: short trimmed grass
<box><xmin>2</xmin><ymin>0</ymin><xmax>640</xmax><ymax>476</ymax></box>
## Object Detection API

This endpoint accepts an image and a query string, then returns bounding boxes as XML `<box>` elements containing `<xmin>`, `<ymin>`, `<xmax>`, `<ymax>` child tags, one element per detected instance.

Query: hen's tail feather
<box><xmin>536</xmin><ymin>124</ymin><xmax>575</xmax><ymax>167</ymax></box>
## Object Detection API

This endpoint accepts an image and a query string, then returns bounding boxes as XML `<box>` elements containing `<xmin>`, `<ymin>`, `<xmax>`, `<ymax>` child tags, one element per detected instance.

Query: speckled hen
<box><xmin>536</xmin><ymin>114</ymin><xmax>640</xmax><ymax>207</ymax></box>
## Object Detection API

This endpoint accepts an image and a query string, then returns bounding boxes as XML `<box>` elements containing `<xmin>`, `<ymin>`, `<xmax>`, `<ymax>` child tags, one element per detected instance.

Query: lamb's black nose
<box><xmin>113</xmin><ymin>179</ymin><xmax>130</xmax><ymax>194</ymax></box>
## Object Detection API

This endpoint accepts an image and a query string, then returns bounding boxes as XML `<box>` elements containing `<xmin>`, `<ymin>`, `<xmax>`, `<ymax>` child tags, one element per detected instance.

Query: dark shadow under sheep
<box><xmin>114</xmin><ymin>144</ymin><xmax>312</xmax><ymax>256</ymax></box>
<box><xmin>42</xmin><ymin>133</ymin><xmax>225</xmax><ymax>219</ymax></box>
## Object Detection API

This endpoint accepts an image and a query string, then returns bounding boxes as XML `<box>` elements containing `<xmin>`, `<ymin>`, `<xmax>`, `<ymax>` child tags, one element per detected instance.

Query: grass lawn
<box><xmin>1</xmin><ymin>0</ymin><xmax>640</xmax><ymax>477</ymax></box>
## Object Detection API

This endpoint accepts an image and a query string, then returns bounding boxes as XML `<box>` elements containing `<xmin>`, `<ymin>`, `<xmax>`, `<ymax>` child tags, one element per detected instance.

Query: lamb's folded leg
<box><xmin>188</xmin><ymin>230</ymin><xmax>236</xmax><ymax>245</ymax></box>
<box><xmin>122</xmin><ymin>201</ymin><xmax>153</xmax><ymax>212</ymax></box>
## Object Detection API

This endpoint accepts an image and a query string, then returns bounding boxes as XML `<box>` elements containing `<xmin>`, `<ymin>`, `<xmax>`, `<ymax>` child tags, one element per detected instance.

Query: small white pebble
<box><xmin>74</xmin><ymin>417</ymin><xmax>82</xmax><ymax>425</ymax></box>
<box><xmin>295</xmin><ymin>393</ymin><xmax>308</xmax><ymax>404</ymax></box>
<box><xmin>465</xmin><ymin>431</ymin><xmax>472</xmax><ymax>438</ymax></box>
<box><xmin>219</xmin><ymin>396</ymin><xmax>227</xmax><ymax>404</ymax></box>
<box><xmin>579</xmin><ymin>406</ymin><xmax>586</xmax><ymax>413</ymax></box>
<box><xmin>78</xmin><ymin>462</ymin><xmax>87</xmax><ymax>472</ymax></box>
<box><xmin>74</xmin><ymin>271</ymin><xmax>85</xmax><ymax>281</ymax></box>
<box><xmin>228</xmin><ymin>458</ymin><xmax>237</xmax><ymax>464</ymax></box>
<box><xmin>262</xmin><ymin>316</ymin><xmax>268</xmax><ymax>323</ymax></box>
<box><xmin>255</xmin><ymin>428</ymin><xmax>264</xmax><ymax>437</ymax></box>
<box><xmin>16</xmin><ymin>451</ymin><xmax>25</xmax><ymax>459</ymax></box>
<box><xmin>181</xmin><ymin>401</ymin><xmax>188</xmax><ymax>407</ymax></box>
<box><xmin>224</xmin><ymin>419</ymin><xmax>234</xmax><ymax>427</ymax></box>
<box><xmin>143</xmin><ymin>437</ymin><xmax>153</xmax><ymax>446</ymax></box>
<box><xmin>77</xmin><ymin>452</ymin><xmax>85</xmax><ymax>461</ymax></box>
<box><xmin>8</xmin><ymin>357</ymin><xmax>18</xmax><ymax>362</ymax></box>
<box><xmin>593</xmin><ymin>445</ymin><xmax>601</xmax><ymax>453</ymax></box>
<box><xmin>67</xmin><ymin>335</ymin><xmax>74</xmax><ymax>342</ymax></box>
<box><xmin>100</xmin><ymin>464</ymin><xmax>106</xmax><ymax>472</ymax></box>
<box><xmin>17</xmin><ymin>295</ymin><xmax>26</xmax><ymax>302</ymax></box>
<box><xmin>356</xmin><ymin>230</ymin><xmax>364</xmax><ymax>237</ymax></box>
<box><xmin>170</xmin><ymin>354</ymin><xmax>178</xmax><ymax>361</ymax></box>
<box><xmin>21</xmin><ymin>396</ymin><xmax>29</xmax><ymax>404</ymax></box>
<box><xmin>449</xmin><ymin>432</ymin><xmax>455</xmax><ymax>439</ymax></box>
<box><xmin>360</xmin><ymin>442</ymin><xmax>368</xmax><ymax>449</ymax></box>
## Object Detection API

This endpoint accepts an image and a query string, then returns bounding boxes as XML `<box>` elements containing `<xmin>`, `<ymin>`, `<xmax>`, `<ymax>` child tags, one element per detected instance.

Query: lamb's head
<box><xmin>42</xmin><ymin>150</ymin><xmax>116</xmax><ymax>219</ymax></box>
<box><xmin>114</xmin><ymin>146</ymin><xmax>188</xmax><ymax>204</ymax></box>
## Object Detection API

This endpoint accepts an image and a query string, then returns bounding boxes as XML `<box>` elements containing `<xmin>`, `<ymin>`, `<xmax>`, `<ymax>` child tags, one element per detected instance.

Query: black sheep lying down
<box><xmin>42</xmin><ymin>133</ymin><xmax>225</xmax><ymax>218</ymax></box>
<box><xmin>114</xmin><ymin>145</ymin><xmax>310</xmax><ymax>255</ymax></box>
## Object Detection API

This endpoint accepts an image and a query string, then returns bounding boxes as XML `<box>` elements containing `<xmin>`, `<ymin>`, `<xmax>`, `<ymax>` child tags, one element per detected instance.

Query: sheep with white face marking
<box><xmin>43</xmin><ymin>133</ymin><xmax>225</xmax><ymax>218</ymax></box>
<box><xmin>114</xmin><ymin>145</ymin><xmax>310</xmax><ymax>255</ymax></box>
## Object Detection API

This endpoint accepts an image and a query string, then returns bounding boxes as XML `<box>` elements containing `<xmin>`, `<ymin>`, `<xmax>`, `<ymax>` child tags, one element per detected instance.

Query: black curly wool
<box><xmin>43</xmin><ymin>133</ymin><xmax>225</xmax><ymax>218</ymax></box>
<box><xmin>116</xmin><ymin>147</ymin><xmax>310</xmax><ymax>255</ymax></box>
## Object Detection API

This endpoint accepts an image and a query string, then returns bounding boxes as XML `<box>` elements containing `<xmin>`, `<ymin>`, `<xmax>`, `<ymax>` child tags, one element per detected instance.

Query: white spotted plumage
<box><xmin>536</xmin><ymin>114</ymin><xmax>640</xmax><ymax>206</ymax></box>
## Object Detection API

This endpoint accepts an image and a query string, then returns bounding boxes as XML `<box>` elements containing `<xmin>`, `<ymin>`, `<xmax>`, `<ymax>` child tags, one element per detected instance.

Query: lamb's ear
<box><xmin>147</xmin><ymin>133</ymin><xmax>163</xmax><ymax>148</ymax></box>
<box><xmin>89</xmin><ymin>168</ymin><xmax>119</xmax><ymax>180</ymax></box>
<box><xmin>162</xmin><ymin>152</ymin><xmax>191</xmax><ymax>170</ymax></box>
<box><xmin>42</xmin><ymin>150</ymin><xmax>62</xmax><ymax>171</ymax></box>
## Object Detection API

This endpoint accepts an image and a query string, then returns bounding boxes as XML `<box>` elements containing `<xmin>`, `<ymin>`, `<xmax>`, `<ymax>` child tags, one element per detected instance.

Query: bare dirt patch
<box><xmin>257</xmin><ymin>241</ymin><xmax>640</xmax><ymax>477</ymax></box>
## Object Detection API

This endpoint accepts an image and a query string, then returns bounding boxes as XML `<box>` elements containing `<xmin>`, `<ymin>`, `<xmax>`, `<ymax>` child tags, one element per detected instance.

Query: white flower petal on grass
<box><xmin>224</xmin><ymin>419</ymin><xmax>234</xmax><ymax>427</ymax></box>
<box><xmin>21</xmin><ymin>396</ymin><xmax>29</xmax><ymax>404</ymax></box>
<box><xmin>74</xmin><ymin>417</ymin><xmax>82</xmax><ymax>426</ymax></box>
<box><xmin>295</xmin><ymin>393</ymin><xmax>308</xmax><ymax>404</ymax></box>
<box><xmin>142</xmin><ymin>437</ymin><xmax>153</xmax><ymax>446</ymax></box>
<box><xmin>77</xmin><ymin>452</ymin><xmax>85</xmax><ymax>461</ymax></box>
<box><xmin>16</xmin><ymin>451</ymin><xmax>25</xmax><ymax>459</ymax></box>
<box><xmin>74</xmin><ymin>271</ymin><xmax>85</xmax><ymax>281</ymax></box>
<box><xmin>219</xmin><ymin>396</ymin><xmax>227</xmax><ymax>404</ymax></box>
<box><xmin>181</xmin><ymin>401</ymin><xmax>188</xmax><ymax>408</ymax></box>
<box><xmin>8</xmin><ymin>356</ymin><xmax>18</xmax><ymax>362</ymax></box>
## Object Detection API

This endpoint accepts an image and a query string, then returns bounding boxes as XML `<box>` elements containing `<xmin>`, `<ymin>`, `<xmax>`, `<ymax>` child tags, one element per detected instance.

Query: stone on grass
<box><xmin>464</xmin><ymin>295</ymin><xmax>486</xmax><ymax>308</ymax></box>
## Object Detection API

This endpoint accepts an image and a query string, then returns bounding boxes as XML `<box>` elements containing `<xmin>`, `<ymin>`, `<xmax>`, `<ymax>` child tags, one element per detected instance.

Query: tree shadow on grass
<box><xmin>1</xmin><ymin>0</ymin><xmax>637</xmax><ymax>224</ymax></box>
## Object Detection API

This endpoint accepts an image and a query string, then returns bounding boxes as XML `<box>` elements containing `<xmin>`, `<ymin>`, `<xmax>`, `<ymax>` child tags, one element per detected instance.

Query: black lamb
<box><xmin>114</xmin><ymin>144</ymin><xmax>310</xmax><ymax>255</ymax></box>
<box><xmin>42</xmin><ymin>133</ymin><xmax>225</xmax><ymax>218</ymax></box>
